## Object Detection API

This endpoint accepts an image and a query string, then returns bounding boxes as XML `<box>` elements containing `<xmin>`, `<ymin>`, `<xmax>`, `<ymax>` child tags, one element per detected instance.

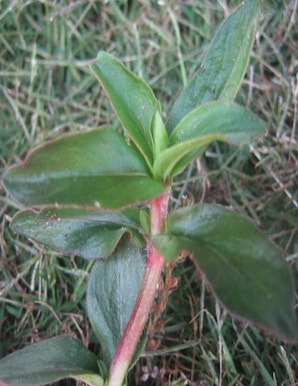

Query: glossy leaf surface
<box><xmin>11</xmin><ymin>207</ymin><xmax>143</xmax><ymax>259</ymax></box>
<box><xmin>153</xmin><ymin>204</ymin><xmax>298</xmax><ymax>341</ymax></box>
<box><xmin>3</xmin><ymin>128</ymin><xmax>163</xmax><ymax>209</ymax></box>
<box><xmin>91</xmin><ymin>52</ymin><xmax>159</xmax><ymax>166</ymax></box>
<box><xmin>154</xmin><ymin>102</ymin><xmax>265</xmax><ymax>178</ymax></box>
<box><xmin>0</xmin><ymin>336</ymin><xmax>104</xmax><ymax>386</ymax></box>
<box><xmin>87</xmin><ymin>236</ymin><xmax>145</xmax><ymax>367</ymax></box>
<box><xmin>167</xmin><ymin>0</ymin><xmax>261</xmax><ymax>132</ymax></box>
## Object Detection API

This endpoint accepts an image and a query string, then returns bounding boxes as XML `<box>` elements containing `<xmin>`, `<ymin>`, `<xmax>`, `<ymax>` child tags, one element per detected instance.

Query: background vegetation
<box><xmin>0</xmin><ymin>0</ymin><xmax>297</xmax><ymax>385</ymax></box>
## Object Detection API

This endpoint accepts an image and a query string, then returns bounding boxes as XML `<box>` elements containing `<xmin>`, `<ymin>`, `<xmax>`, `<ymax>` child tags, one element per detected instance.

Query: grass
<box><xmin>0</xmin><ymin>0</ymin><xmax>297</xmax><ymax>385</ymax></box>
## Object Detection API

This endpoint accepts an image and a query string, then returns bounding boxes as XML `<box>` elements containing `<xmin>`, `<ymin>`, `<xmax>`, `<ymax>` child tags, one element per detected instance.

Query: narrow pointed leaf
<box><xmin>11</xmin><ymin>207</ymin><xmax>143</xmax><ymax>259</ymax></box>
<box><xmin>0</xmin><ymin>336</ymin><xmax>104</xmax><ymax>386</ymax></box>
<box><xmin>167</xmin><ymin>0</ymin><xmax>261</xmax><ymax>132</ymax></box>
<box><xmin>3</xmin><ymin>128</ymin><xmax>163</xmax><ymax>209</ymax></box>
<box><xmin>150</xmin><ymin>106</ymin><xmax>169</xmax><ymax>157</ymax></box>
<box><xmin>87</xmin><ymin>236</ymin><xmax>145</xmax><ymax>367</ymax></box>
<box><xmin>153</xmin><ymin>133</ymin><xmax>224</xmax><ymax>179</ymax></box>
<box><xmin>171</xmin><ymin>102</ymin><xmax>265</xmax><ymax>145</ymax></box>
<box><xmin>153</xmin><ymin>204</ymin><xmax>298</xmax><ymax>341</ymax></box>
<box><xmin>91</xmin><ymin>52</ymin><xmax>159</xmax><ymax>166</ymax></box>
<box><xmin>154</xmin><ymin>102</ymin><xmax>265</xmax><ymax>178</ymax></box>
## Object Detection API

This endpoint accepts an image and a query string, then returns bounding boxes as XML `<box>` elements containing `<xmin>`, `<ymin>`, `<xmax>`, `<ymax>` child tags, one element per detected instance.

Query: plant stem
<box><xmin>150</xmin><ymin>187</ymin><xmax>169</xmax><ymax>235</ymax></box>
<box><xmin>107</xmin><ymin>189</ymin><xmax>169</xmax><ymax>386</ymax></box>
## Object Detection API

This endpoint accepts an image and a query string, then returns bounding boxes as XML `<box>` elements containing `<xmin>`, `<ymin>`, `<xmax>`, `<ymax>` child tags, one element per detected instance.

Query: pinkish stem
<box><xmin>107</xmin><ymin>189</ymin><xmax>169</xmax><ymax>386</ymax></box>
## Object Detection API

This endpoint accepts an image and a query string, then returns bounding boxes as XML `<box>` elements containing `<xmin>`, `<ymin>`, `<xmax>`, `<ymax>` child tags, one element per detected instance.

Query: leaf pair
<box><xmin>91</xmin><ymin>51</ymin><xmax>264</xmax><ymax>181</ymax></box>
<box><xmin>90</xmin><ymin>0</ymin><xmax>263</xmax><ymax>180</ymax></box>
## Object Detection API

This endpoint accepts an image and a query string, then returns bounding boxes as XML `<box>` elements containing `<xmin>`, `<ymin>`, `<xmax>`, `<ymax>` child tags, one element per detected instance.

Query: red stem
<box><xmin>107</xmin><ymin>189</ymin><xmax>169</xmax><ymax>386</ymax></box>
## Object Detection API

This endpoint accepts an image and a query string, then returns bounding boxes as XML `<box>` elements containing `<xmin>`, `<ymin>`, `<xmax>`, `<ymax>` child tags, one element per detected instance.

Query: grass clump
<box><xmin>0</xmin><ymin>1</ymin><xmax>297</xmax><ymax>385</ymax></box>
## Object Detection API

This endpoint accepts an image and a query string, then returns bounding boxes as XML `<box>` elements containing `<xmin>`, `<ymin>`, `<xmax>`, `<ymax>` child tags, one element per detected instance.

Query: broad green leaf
<box><xmin>153</xmin><ymin>204</ymin><xmax>298</xmax><ymax>341</ymax></box>
<box><xmin>11</xmin><ymin>207</ymin><xmax>143</xmax><ymax>259</ymax></box>
<box><xmin>0</xmin><ymin>336</ymin><xmax>104</xmax><ymax>386</ymax></box>
<box><xmin>154</xmin><ymin>102</ymin><xmax>265</xmax><ymax>178</ymax></box>
<box><xmin>91</xmin><ymin>51</ymin><xmax>159</xmax><ymax>166</ymax></box>
<box><xmin>3</xmin><ymin>128</ymin><xmax>163</xmax><ymax>209</ymax></box>
<box><xmin>87</xmin><ymin>236</ymin><xmax>145</xmax><ymax>368</ymax></box>
<box><xmin>167</xmin><ymin>0</ymin><xmax>261</xmax><ymax>132</ymax></box>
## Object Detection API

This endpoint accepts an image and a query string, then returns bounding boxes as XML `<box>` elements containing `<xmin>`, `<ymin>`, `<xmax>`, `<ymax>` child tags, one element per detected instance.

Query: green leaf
<box><xmin>153</xmin><ymin>204</ymin><xmax>298</xmax><ymax>341</ymax></box>
<box><xmin>86</xmin><ymin>236</ymin><xmax>145</xmax><ymax>368</ymax></box>
<box><xmin>154</xmin><ymin>102</ymin><xmax>265</xmax><ymax>178</ymax></box>
<box><xmin>11</xmin><ymin>207</ymin><xmax>143</xmax><ymax>259</ymax></box>
<box><xmin>91</xmin><ymin>51</ymin><xmax>159</xmax><ymax>166</ymax></box>
<box><xmin>167</xmin><ymin>0</ymin><xmax>261</xmax><ymax>132</ymax></box>
<box><xmin>150</xmin><ymin>105</ymin><xmax>169</xmax><ymax>158</ymax></box>
<box><xmin>153</xmin><ymin>133</ymin><xmax>224</xmax><ymax>179</ymax></box>
<box><xmin>3</xmin><ymin>128</ymin><xmax>164</xmax><ymax>209</ymax></box>
<box><xmin>0</xmin><ymin>336</ymin><xmax>104</xmax><ymax>386</ymax></box>
<box><xmin>139</xmin><ymin>209</ymin><xmax>150</xmax><ymax>235</ymax></box>
<box><xmin>72</xmin><ymin>374</ymin><xmax>105</xmax><ymax>386</ymax></box>
<box><xmin>171</xmin><ymin>102</ymin><xmax>265</xmax><ymax>145</ymax></box>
